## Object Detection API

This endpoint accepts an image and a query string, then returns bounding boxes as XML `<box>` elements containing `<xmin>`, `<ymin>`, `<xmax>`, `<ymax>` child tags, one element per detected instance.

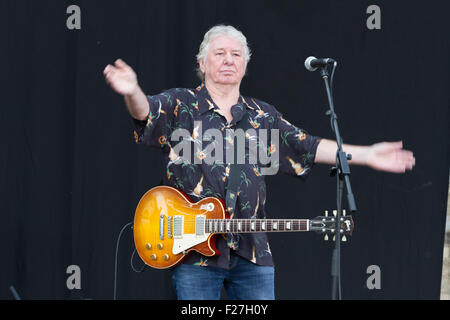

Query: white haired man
<box><xmin>104</xmin><ymin>25</ymin><xmax>415</xmax><ymax>300</ymax></box>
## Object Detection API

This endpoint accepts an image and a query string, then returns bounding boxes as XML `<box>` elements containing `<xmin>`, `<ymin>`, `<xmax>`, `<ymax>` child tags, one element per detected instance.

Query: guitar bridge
<box><xmin>168</xmin><ymin>216</ymin><xmax>172</xmax><ymax>238</ymax></box>
<box><xmin>160</xmin><ymin>214</ymin><xmax>165</xmax><ymax>240</ymax></box>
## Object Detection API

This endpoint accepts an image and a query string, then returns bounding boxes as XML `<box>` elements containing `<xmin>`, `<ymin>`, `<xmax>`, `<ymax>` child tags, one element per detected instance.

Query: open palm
<box><xmin>103</xmin><ymin>59</ymin><xmax>138</xmax><ymax>96</ymax></box>
<box><xmin>366</xmin><ymin>141</ymin><xmax>415</xmax><ymax>173</ymax></box>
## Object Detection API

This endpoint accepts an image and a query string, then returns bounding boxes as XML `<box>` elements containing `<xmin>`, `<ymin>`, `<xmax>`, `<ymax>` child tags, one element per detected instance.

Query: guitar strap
<box><xmin>225</xmin><ymin>110</ymin><xmax>250</xmax><ymax>216</ymax></box>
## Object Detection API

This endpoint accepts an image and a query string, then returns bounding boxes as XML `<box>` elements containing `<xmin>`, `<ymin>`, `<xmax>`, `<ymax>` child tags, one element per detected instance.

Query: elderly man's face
<box><xmin>200</xmin><ymin>35</ymin><xmax>246</xmax><ymax>86</ymax></box>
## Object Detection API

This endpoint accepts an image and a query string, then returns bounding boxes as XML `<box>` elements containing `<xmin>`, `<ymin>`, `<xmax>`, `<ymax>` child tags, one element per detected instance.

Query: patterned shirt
<box><xmin>132</xmin><ymin>83</ymin><xmax>321</xmax><ymax>269</ymax></box>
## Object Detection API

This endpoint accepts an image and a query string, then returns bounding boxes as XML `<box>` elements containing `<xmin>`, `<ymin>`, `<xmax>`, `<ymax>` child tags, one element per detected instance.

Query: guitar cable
<box><xmin>113</xmin><ymin>221</ymin><xmax>147</xmax><ymax>300</ymax></box>
<box><xmin>114</xmin><ymin>180</ymin><xmax>164</xmax><ymax>299</ymax></box>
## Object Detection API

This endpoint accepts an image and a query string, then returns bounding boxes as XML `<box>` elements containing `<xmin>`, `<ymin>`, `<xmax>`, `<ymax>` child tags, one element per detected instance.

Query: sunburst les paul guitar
<box><xmin>133</xmin><ymin>186</ymin><xmax>354</xmax><ymax>269</ymax></box>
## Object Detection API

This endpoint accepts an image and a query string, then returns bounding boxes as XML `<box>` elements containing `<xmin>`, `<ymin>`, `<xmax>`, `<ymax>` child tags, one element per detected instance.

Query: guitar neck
<box><xmin>205</xmin><ymin>219</ymin><xmax>310</xmax><ymax>234</ymax></box>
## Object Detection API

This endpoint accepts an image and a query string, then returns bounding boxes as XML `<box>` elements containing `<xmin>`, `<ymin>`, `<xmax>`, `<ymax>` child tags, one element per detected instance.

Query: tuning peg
<box><xmin>333</xmin><ymin>210</ymin><xmax>337</xmax><ymax>217</ymax></box>
<box><xmin>342</xmin><ymin>235</ymin><xmax>347</xmax><ymax>242</ymax></box>
<box><xmin>324</xmin><ymin>234</ymin><xmax>329</xmax><ymax>241</ymax></box>
<box><xmin>333</xmin><ymin>235</ymin><xmax>336</xmax><ymax>241</ymax></box>
<box><xmin>343</xmin><ymin>210</ymin><xmax>346</xmax><ymax>217</ymax></box>
<box><xmin>325</xmin><ymin>210</ymin><xmax>328</xmax><ymax>217</ymax></box>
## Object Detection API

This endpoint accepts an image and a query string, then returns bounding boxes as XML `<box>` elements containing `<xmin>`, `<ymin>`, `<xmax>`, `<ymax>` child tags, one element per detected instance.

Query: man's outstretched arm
<box><xmin>315</xmin><ymin>138</ymin><xmax>415</xmax><ymax>173</ymax></box>
<box><xmin>104</xmin><ymin>59</ymin><xmax>149</xmax><ymax>120</ymax></box>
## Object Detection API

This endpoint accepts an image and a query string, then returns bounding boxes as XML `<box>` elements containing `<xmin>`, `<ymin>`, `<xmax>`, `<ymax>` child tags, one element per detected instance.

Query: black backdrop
<box><xmin>1</xmin><ymin>0</ymin><xmax>449</xmax><ymax>300</ymax></box>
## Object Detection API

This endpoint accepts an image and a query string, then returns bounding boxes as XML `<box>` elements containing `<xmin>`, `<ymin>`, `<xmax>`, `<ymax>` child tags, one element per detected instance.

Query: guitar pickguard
<box><xmin>172</xmin><ymin>233</ymin><xmax>212</xmax><ymax>255</ymax></box>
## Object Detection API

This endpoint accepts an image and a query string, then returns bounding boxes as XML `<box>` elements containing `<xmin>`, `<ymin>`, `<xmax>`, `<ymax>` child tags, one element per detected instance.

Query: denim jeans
<box><xmin>171</xmin><ymin>252</ymin><xmax>275</xmax><ymax>300</ymax></box>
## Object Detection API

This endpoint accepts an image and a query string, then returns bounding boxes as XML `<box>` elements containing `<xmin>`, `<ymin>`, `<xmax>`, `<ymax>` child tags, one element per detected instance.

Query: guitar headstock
<box><xmin>310</xmin><ymin>210</ymin><xmax>354</xmax><ymax>241</ymax></box>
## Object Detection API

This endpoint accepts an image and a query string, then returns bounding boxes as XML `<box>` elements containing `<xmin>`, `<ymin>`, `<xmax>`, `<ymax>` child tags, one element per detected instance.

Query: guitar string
<box><xmin>168</xmin><ymin>220</ymin><xmax>309</xmax><ymax>232</ymax></box>
<box><xmin>164</xmin><ymin>203</ymin><xmax>312</xmax><ymax>228</ymax></box>
<box><xmin>170</xmin><ymin>207</ymin><xmax>311</xmax><ymax>222</ymax></box>
<box><xmin>163</xmin><ymin>203</ymin><xmax>310</xmax><ymax>231</ymax></box>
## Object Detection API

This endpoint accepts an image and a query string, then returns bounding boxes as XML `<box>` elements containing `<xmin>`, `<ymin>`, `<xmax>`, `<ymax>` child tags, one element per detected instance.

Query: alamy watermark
<box><xmin>65</xmin><ymin>5</ymin><xmax>381</xmax><ymax>32</ymax></box>
<box><xmin>170</xmin><ymin>123</ymin><xmax>280</xmax><ymax>176</ymax></box>
<box><xmin>366</xmin><ymin>265</ymin><xmax>381</xmax><ymax>290</ymax></box>
<box><xmin>366</xmin><ymin>5</ymin><xmax>381</xmax><ymax>30</ymax></box>
<box><xmin>66</xmin><ymin>5</ymin><xmax>81</xmax><ymax>30</ymax></box>
<box><xmin>66</xmin><ymin>265</ymin><xmax>81</xmax><ymax>290</ymax></box>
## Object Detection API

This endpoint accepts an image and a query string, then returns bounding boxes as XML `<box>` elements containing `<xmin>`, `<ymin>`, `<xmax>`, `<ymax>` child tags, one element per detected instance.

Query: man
<box><xmin>103</xmin><ymin>25</ymin><xmax>415</xmax><ymax>300</ymax></box>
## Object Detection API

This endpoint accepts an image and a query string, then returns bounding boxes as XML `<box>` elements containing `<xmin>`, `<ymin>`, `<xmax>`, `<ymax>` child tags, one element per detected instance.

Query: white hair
<box><xmin>196</xmin><ymin>25</ymin><xmax>251</xmax><ymax>81</ymax></box>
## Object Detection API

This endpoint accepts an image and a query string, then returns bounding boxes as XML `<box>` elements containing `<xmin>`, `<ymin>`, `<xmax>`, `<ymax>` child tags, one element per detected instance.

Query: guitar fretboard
<box><xmin>205</xmin><ymin>219</ymin><xmax>309</xmax><ymax>233</ymax></box>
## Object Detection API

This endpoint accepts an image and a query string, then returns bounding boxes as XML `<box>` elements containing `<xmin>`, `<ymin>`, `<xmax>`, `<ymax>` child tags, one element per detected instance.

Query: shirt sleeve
<box><xmin>271</xmin><ymin>109</ymin><xmax>321</xmax><ymax>179</ymax></box>
<box><xmin>131</xmin><ymin>89</ymin><xmax>178</xmax><ymax>149</ymax></box>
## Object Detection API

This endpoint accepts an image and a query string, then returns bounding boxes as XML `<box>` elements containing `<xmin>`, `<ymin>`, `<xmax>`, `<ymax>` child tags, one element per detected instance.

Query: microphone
<box><xmin>304</xmin><ymin>56</ymin><xmax>335</xmax><ymax>72</ymax></box>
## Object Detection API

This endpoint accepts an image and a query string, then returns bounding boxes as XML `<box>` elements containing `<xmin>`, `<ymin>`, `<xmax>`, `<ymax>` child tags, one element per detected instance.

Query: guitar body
<box><xmin>133</xmin><ymin>186</ymin><xmax>227</xmax><ymax>269</ymax></box>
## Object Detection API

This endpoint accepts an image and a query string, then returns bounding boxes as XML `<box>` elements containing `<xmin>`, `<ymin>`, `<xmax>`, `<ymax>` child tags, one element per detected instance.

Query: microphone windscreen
<box><xmin>304</xmin><ymin>56</ymin><xmax>317</xmax><ymax>72</ymax></box>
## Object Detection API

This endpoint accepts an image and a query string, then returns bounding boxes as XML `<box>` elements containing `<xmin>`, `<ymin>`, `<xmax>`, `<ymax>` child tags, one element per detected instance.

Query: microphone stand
<box><xmin>318</xmin><ymin>62</ymin><xmax>357</xmax><ymax>300</ymax></box>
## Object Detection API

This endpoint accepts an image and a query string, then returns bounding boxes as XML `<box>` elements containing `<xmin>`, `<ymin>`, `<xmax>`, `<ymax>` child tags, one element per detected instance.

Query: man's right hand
<box><xmin>103</xmin><ymin>59</ymin><xmax>139</xmax><ymax>97</ymax></box>
<box><xmin>104</xmin><ymin>59</ymin><xmax>149</xmax><ymax>120</ymax></box>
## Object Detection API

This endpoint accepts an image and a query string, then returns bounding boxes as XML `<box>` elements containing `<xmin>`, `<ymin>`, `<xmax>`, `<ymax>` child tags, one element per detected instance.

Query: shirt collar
<box><xmin>195</xmin><ymin>83</ymin><xmax>255</xmax><ymax>118</ymax></box>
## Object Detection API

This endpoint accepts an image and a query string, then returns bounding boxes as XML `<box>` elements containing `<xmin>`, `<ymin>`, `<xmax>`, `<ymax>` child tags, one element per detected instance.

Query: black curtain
<box><xmin>1</xmin><ymin>0</ymin><xmax>449</xmax><ymax>299</ymax></box>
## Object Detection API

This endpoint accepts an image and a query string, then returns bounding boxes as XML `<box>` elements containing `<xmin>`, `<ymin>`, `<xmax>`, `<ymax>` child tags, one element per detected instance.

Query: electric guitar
<box><xmin>133</xmin><ymin>186</ymin><xmax>354</xmax><ymax>269</ymax></box>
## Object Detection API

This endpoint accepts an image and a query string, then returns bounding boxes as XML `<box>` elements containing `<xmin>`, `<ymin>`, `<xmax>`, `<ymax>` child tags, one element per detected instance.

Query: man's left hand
<box><xmin>365</xmin><ymin>141</ymin><xmax>415</xmax><ymax>173</ymax></box>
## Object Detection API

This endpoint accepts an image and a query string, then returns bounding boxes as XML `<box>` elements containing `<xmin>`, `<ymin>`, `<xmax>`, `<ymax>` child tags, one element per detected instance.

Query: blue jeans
<box><xmin>171</xmin><ymin>253</ymin><xmax>275</xmax><ymax>300</ymax></box>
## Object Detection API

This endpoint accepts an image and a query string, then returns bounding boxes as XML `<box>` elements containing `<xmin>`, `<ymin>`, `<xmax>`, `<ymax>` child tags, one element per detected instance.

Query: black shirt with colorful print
<box><xmin>132</xmin><ymin>83</ymin><xmax>321</xmax><ymax>269</ymax></box>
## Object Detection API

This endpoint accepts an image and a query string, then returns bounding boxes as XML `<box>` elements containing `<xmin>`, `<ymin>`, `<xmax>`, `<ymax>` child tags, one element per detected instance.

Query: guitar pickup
<box><xmin>173</xmin><ymin>216</ymin><xmax>183</xmax><ymax>239</ymax></box>
<box><xmin>195</xmin><ymin>216</ymin><xmax>205</xmax><ymax>236</ymax></box>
